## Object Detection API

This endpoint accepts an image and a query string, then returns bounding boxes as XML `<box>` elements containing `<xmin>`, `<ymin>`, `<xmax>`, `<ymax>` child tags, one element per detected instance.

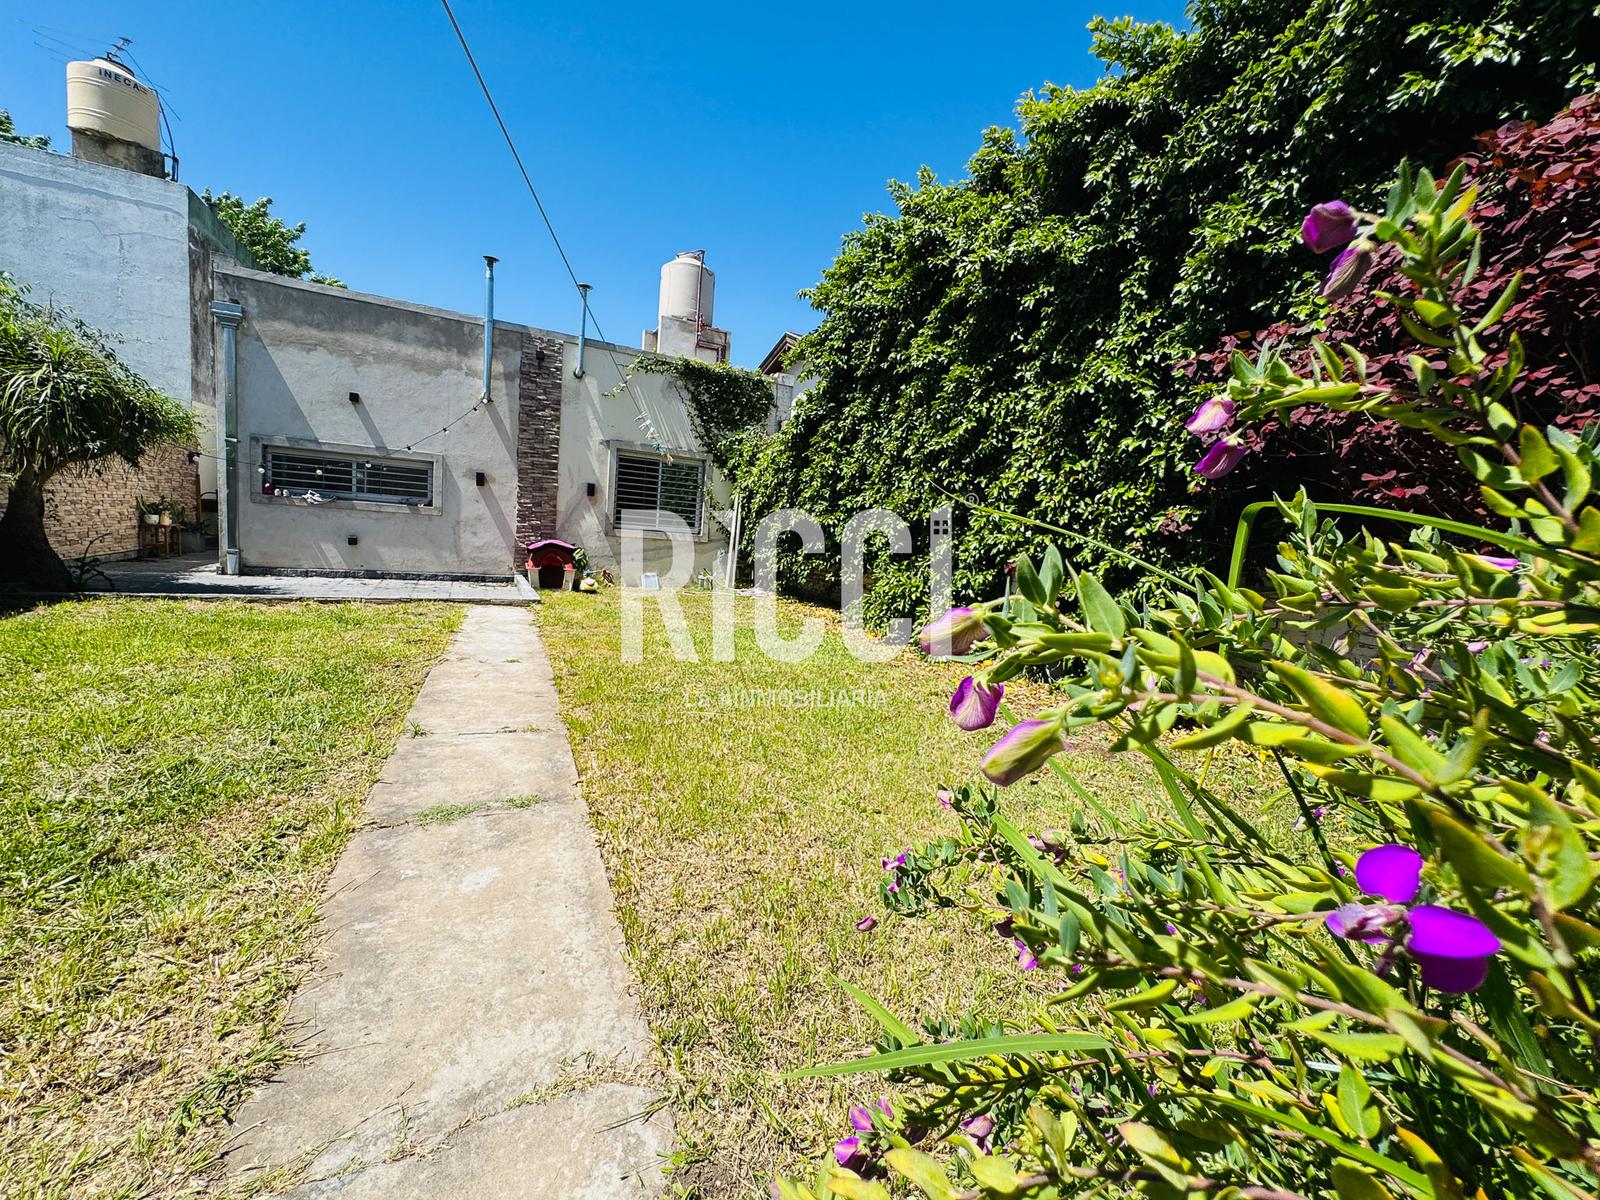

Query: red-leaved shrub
<box><xmin>1191</xmin><ymin>94</ymin><xmax>1600</xmax><ymax>519</ymax></box>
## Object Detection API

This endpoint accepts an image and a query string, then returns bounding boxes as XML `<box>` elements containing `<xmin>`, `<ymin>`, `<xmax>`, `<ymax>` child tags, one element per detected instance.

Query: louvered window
<box><xmin>613</xmin><ymin>452</ymin><xmax>704</xmax><ymax>534</ymax></box>
<box><xmin>263</xmin><ymin>447</ymin><xmax>433</xmax><ymax>505</ymax></box>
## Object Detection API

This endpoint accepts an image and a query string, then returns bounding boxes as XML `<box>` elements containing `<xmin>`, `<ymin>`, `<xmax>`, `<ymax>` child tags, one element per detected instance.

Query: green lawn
<box><xmin>538</xmin><ymin>589</ymin><xmax>1276</xmax><ymax>1195</ymax></box>
<box><xmin>0</xmin><ymin>599</ymin><xmax>460</xmax><ymax>1199</ymax></box>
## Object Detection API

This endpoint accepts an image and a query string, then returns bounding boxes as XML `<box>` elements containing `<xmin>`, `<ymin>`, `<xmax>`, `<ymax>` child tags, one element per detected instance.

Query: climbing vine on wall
<box><xmin>626</xmin><ymin>356</ymin><xmax>774</xmax><ymax>480</ymax></box>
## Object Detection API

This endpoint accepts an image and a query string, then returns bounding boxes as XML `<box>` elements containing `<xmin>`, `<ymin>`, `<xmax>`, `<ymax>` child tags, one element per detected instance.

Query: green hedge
<box><xmin>737</xmin><ymin>0</ymin><xmax>1597</xmax><ymax>622</ymax></box>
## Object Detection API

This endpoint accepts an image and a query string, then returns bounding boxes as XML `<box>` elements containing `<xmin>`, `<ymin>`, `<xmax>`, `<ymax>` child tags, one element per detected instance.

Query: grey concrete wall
<box><xmin>219</xmin><ymin>265</ymin><xmax>524</xmax><ymax>578</ymax></box>
<box><xmin>552</xmin><ymin>340</ymin><xmax>732</xmax><ymax>585</ymax></box>
<box><xmin>0</xmin><ymin>141</ymin><xmax>197</xmax><ymax>414</ymax></box>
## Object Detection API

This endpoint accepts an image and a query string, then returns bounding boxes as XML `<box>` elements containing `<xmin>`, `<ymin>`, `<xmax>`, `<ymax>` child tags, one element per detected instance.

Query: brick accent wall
<box><xmin>42</xmin><ymin>444</ymin><xmax>201</xmax><ymax>560</ymax></box>
<box><xmin>516</xmin><ymin>334</ymin><xmax>564</xmax><ymax>556</ymax></box>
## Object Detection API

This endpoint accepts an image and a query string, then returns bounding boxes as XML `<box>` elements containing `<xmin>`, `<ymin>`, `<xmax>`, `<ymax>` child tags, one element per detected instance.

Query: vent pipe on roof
<box><xmin>574</xmin><ymin>283</ymin><xmax>593</xmax><ymax>379</ymax></box>
<box><xmin>482</xmin><ymin>256</ymin><xmax>497</xmax><ymax>403</ymax></box>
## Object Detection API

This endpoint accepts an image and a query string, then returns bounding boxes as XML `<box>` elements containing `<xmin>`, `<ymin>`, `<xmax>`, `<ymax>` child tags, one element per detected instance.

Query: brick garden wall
<box><xmin>42</xmin><ymin>444</ymin><xmax>201</xmax><ymax>561</ymax></box>
<box><xmin>516</xmin><ymin>334</ymin><xmax>564</xmax><ymax>554</ymax></box>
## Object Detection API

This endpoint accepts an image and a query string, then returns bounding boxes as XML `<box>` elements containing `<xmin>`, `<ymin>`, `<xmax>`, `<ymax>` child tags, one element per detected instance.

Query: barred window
<box><xmin>263</xmin><ymin>447</ymin><xmax>433</xmax><ymax>505</ymax></box>
<box><xmin>613</xmin><ymin>452</ymin><xmax>704</xmax><ymax>534</ymax></box>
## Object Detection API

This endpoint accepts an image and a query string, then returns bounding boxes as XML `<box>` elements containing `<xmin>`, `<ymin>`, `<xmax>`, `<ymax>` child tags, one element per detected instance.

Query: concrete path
<box><xmin>91</xmin><ymin>553</ymin><xmax>531</xmax><ymax>604</ymax></box>
<box><xmin>222</xmin><ymin>606</ymin><xmax>670</xmax><ymax>1197</ymax></box>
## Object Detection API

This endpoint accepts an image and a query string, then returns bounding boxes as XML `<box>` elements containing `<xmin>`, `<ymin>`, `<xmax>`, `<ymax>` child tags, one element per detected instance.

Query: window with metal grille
<box><xmin>613</xmin><ymin>452</ymin><xmax>704</xmax><ymax>534</ymax></box>
<box><xmin>263</xmin><ymin>447</ymin><xmax>433</xmax><ymax>505</ymax></box>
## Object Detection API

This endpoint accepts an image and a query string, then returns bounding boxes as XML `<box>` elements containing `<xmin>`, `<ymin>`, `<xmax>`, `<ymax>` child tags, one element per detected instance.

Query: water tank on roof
<box><xmin>67</xmin><ymin>58</ymin><xmax>161</xmax><ymax>154</ymax></box>
<box><xmin>659</xmin><ymin>251</ymin><xmax>715</xmax><ymax>327</ymax></box>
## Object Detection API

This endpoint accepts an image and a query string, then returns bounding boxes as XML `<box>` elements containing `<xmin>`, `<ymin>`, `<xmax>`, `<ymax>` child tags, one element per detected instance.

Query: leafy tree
<box><xmin>0</xmin><ymin>110</ymin><xmax>49</xmax><ymax>150</ymax></box>
<box><xmin>201</xmin><ymin>191</ymin><xmax>345</xmax><ymax>287</ymax></box>
<box><xmin>740</xmin><ymin>0</ymin><xmax>1598</xmax><ymax>622</ymax></box>
<box><xmin>0</xmin><ymin>278</ymin><xmax>194</xmax><ymax>592</ymax></box>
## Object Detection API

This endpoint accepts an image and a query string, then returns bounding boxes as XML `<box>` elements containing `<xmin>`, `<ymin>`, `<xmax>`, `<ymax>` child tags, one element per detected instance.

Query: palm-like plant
<box><xmin>0</xmin><ymin>277</ymin><xmax>194</xmax><ymax>592</ymax></box>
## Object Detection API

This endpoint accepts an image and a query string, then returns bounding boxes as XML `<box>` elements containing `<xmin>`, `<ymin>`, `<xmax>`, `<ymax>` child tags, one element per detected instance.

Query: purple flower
<box><xmin>936</xmin><ymin>788</ymin><xmax>953</xmax><ymax>809</ymax></box>
<box><xmin>1186</xmin><ymin>394</ymin><xmax>1236</xmax><ymax>436</ymax></box>
<box><xmin>1480</xmin><ymin>555</ymin><xmax>1520</xmax><ymax>572</ymax></box>
<box><xmin>854</xmin><ymin>915</ymin><xmax>878</xmax><ymax>932</ymax></box>
<box><xmin>1014</xmin><ymin>938</ymin><xmax>1038</xmax><ymax>971</ymax></box>
<box><xmin>1301</xmin><ymin>200</ymin><xmax>1358</xmax><ymax>253</ymax></box>
<box><xmin>877</xmin><ymin>1097</ymin><xmax>894</xmax><ymax>1119</ymax></box>
<box><xmin>1195</xmin><ymin>438</ymin><xmax>1248</xmax><ymax>480</ymax></box>
<box><xmin>834</xmin><ymin>1136</ymin><xmax>866</xmax><ymax>1169</ymax></box>
<box><xmin>1326</xmin><ymin>844</ymin><xmax>1501</xmax><ymax>993</ymax></box>
<box><xmin>1408</xmin><ymin>905</ymin><xmax>1502</xmax><ymax>993</ymax></box>
<box><xmin>849</xmin><ymin>1105</ymin><xmax>874</xmax><ymax>1133</ymax></box>
<box><xmin>1323</xmin><ymin>243</ymin><xmax>1376</xmax><ymax>300</ymax></box>
<box><xmin>1466</xmin><ymin>640</ymin><xmax>1487</xmax><ymax>653</ymax></box>
<box><xmin>960</xmin><ymin>1114</ymin><xmax>995</xmax><ymax>1151</ymax></box>
<box><xmin>980</xmin><ymin>718</ymin><xmax>1065</xmax><ymax>787</ymax></box>
<box><xmin>1357</xmin><ymin>843</ymin><xmax>1423</xmax><ymax>902</ymax></box>
<box><xmin>950</xmin><ymin>676</ymin><xmax>1004</xmax><ymax>731</ymax></box>
<box><xmin>919</xmin><ymin>606</ymin><xmax>987</xmax><ymax>657</ymax></box>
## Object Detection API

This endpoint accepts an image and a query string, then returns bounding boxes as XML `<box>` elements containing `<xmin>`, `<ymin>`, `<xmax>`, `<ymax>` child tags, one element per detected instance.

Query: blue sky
<box><xmin>4</xmin><ymin>1</ymin><xmax>1186</xmax><ymax>367</ymax></box>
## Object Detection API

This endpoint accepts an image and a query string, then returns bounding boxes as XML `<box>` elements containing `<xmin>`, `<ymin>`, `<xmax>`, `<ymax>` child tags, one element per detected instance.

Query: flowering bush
<box><xmin>776</xmin><ymin>164</ymin><xmax>1600</xmax><ymax>1199</ymax></box>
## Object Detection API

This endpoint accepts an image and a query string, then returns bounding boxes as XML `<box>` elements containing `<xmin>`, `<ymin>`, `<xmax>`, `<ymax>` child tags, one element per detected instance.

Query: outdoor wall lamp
<box><xmin>586</xmin><ymin>481</ymin><xmax>596</xmax><ymax>497</ymax></box>
<box><xmin>348</xmin><ymin>391</ymin><xmax>361</xmax><ymax>404</ymax></box>
<box><xmin>475</xmin><ymin>471</ymin><xmax>487</xmax><ymax>487</ymax></box>
<box><xmin>347</xmin><ymin>535</ymin><xmax>359</xmax><ymax>546</ymax></box>
<box><xmin>535</xmin><ymin>347</ymin><xmax>546</xmax><ymax>364</ymax></box>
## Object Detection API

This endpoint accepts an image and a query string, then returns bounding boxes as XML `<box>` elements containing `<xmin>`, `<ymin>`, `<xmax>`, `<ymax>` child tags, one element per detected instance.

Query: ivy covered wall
<box><xmin>735</xmin><ymin>0</ymin><xmax>1599</xmax><ymax>622</ymax></box>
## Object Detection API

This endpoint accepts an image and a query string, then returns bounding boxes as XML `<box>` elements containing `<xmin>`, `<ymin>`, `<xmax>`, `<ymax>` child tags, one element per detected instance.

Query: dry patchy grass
<box><xmin>538</xmin><ymin>589</ymin><xmax>1279</xmax><ymax>1196</ymax></box>
<box><xmin>0</xmin><ymin>599</ymin><xmax>460</xmax><ymax>1199</ymax></box>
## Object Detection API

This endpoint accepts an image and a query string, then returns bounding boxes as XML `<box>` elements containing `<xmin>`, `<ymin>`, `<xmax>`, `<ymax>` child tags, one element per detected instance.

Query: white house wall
<box><xmin>553</xmin><ymin>339</ymin><xmax>732</xmax><ymax>585</ymax></box>
<box><xmin>218</xmin><ymin>264</ymin><xmax>523</xmax><ymax>578</ymax></box>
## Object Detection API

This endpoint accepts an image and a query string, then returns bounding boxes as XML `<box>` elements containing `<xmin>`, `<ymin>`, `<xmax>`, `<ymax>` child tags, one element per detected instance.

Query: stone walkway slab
<box><xmin>222</xmin><ymin>606</ymin><xmax>668</xmax><ymax>1196</ymax></box>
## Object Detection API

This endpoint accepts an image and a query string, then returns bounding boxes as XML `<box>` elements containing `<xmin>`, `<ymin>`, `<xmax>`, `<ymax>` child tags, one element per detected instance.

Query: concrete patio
<box><xmin>89</xmin><ymin>552</ymin><xmax>532</xmax><ymax>603</ymax></box>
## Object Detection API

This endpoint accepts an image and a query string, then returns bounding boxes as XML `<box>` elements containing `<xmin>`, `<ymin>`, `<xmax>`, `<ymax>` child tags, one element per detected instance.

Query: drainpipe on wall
<box><xmin>574</xmin><ymin>282</ymin><xmax>592</xmax><ymax>378</ymax></box>
<box><xmin>211</xmin><ymin>300</ymin><xmax>244</xmax><ymax>575</ymax></box>
<box><xmin>482</xmin><ymin>255</ymin><xmax>497</xmax><ymax>402</ymax></box>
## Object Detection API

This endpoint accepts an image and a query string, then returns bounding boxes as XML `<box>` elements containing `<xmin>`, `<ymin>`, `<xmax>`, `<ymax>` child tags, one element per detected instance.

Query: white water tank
<box><xmin>67</xmin><ymin>58</ymin><xmax>160</xmax><ymax>154</ymax></box>
<box><xmin>659</xmin><ymin>251</ymin><xmax>715</xmax><ymax>326</ymax></box>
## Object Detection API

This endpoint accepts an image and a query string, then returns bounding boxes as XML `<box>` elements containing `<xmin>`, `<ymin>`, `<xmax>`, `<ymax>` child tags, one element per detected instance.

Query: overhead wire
<box><xmin>436</xmin><ymin>0</ymin><xmax>671</xmax><ymax>453</ymax></box>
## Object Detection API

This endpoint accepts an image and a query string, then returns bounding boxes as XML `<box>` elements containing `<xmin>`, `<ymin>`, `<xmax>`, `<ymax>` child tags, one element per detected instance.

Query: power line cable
<box><xmin>436</xmin><ymin>0</ymin><xmax>671</xmax><ymax>453</ymax></box>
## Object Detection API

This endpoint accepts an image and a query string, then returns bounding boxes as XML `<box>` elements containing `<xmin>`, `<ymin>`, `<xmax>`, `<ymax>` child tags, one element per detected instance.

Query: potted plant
<box><xmin>138</xmin><ymin>497</ymin><xmax>161</xmax><ymax>525</ymax></box>
<box><xmin>156</xmin><ymin>496</ymin><xmax>173</xmax><ymax>526</ymax></box>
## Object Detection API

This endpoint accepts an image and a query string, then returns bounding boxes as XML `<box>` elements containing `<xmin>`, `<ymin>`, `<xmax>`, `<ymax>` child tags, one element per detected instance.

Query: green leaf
<box><xmin>1117</xmin><ymin>1122</ymin><xmax>1190</xmax><ymax>1189</ymax></box>
<box><xmin>1175</xmin><ymin>994</ymin><xmax>1260</xmax><ymax>1025</ymax></box>
<box><xmin>884</xmin><ymin>1148</ymin><xmax>960</xmax><ymax>1200</ymax></box>
<box><xmin>1524</xmin><ymin>791</ymin><xmax>1597</xmax><ymax>910</ymax></box>
<box><xmin>1379</xmin><ymin>714</ymin><xmax>1447</xmax><ymax>779</ymax></box>
<box><xmin>1273</xmin><ymin>661</ymin><xmax>1369</xmax><ymax>740</ymax></box>
<box><xmin>789</xmin><ymin>1032</ymin><xmax>1111</xmax><ymax>1078</ymax></box>
<box><xmin>1169</xmin><ymin>702</ymin><xmax>1254</xmax><ymax>750</ymax></box>
<box><xmin>968</xmin><ymin>1156</ymin><xmax>1024</xmax><ymax>1195</ymax></box>
<box><xmin>1412</xmin><ymin>298</ymin><xmax>1458</xmax><ymax>328</ymax></box>
<box><xmin>1014</xmin><ymin>555</ymin><xmax>1046</xmax><ymax>606</ymax></box>
<box><xmin>1077</xmin><ymin>574</ymin><xmax>1125</xmax><ymax>638</ymax></box>
<box><xmin>1337</xmin><ymin>1063</ymin><xmax>1382</xmax><ymax>1139</ymax></box>
<box><xmin>1305</xmin><ymin>1029</ymin><xmax>1408</xmax><ymax>1063</ymax></box>
<box><xmin>1038</xmin><ymin>545</ymin><xmax>1065</xmax><ymax>605</ymax></box>
<box><xmin>1518</xmin><ymin>425</ymin><xmax>1559</xmax><ymax>483</ymax></box>
<box><xmin>1428</xmin><ymin>811</ymin><xmax>1533</xmax><ymax>896</ymax></box>
<box><xmin>1305</xmin><ymin>766</ymin><xmax>1421</xmax><ymax>803</ymax></box>
<box><xmin>1206</xmin><ymin>1095</ymin><xmax>1428</xmax><ymax>1190</ymax></box>
<box><xmin>1332</xmin><ymin>1164</ymin><xmax>1397</xmax><ymax>1200</ymax></box>
<box><xmin>835</xmin><ymin>978</ymin><xmax>922</xmax><ymax>1046</ymax></box>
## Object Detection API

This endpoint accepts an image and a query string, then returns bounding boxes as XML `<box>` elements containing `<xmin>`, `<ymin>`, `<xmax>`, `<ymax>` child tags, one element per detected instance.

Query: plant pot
<box><xmin>159</xmin><ymin>514</ymin><xmax>172</xmax><ymax>526</ymax></box>
<box><xmin>144</xmin><ymin>513</ymin><xmax>160</xmax><ymax>525</ymax></box>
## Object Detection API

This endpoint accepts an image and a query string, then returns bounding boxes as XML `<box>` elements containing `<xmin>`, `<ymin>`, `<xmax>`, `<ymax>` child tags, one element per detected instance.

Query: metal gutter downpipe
<box><xmin>574</xmin><ymin>282</ymin><xmax>592</xmax><ymax>378</ymax></box>
<box><xmin>482</xmin><ymin>255</ymin><xmax>497</xmax><ymax>402</ymax></box>
<box><xmin>211</xmin><ymin>299</ymin><xmax>244</xmax><ymax>575</ymax></box>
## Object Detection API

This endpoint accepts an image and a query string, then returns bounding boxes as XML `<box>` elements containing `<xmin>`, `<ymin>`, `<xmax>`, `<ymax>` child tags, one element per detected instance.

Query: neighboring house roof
<box><xmin>757</xmin><ymin>331</ymin><xmax>803</xmax><ymax>376</ymax></box>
